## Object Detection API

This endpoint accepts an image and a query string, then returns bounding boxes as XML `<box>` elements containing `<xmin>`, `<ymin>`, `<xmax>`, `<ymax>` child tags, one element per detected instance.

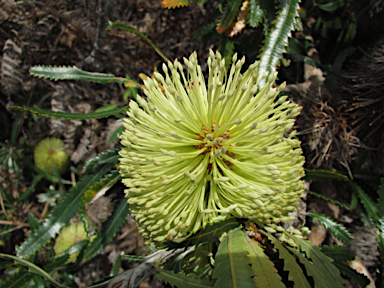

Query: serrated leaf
<box><xmin>304</xmin><ymin>169</ymin><xmax>349</xmax><ymax>181</ymax></box>
<box><xmin>320</xmin><ymin>245</ymin><xmax>354</xmax><ymax>262</ymax></box>
<box><xmin>216</xmin><ymin>0</ymin><xmax>243</xmax><ymax>33</ymax></box>
<box><xmin>162</xmin><ymin>0</ymin><xmax>190</xmax><ymax>8</ymax></box>
<box><xmin>332</xmin><ymin>261</ymin><xmax>370</xmax><ymax>288</ymax></box>
<box><xmin>305</xmin><ymin>189</ymin><xmax>350</xmax><ymax>209</ymax></box>
<box><xmin>29</xmin><ymin>65</ymin><xmax>133</xmax><ymax>84</ymax></box>
<box><xmin>83</xmin><ymin>197</ymin><xmax>129</xmax><ymax>260</ymax></box>
<box><xmin>257</xmin><ymin>0</ymin><xmax>300</xmax><ymax>85</ymax></box>
<box><xmin>84</xmin><ymin>169</ymin><xmax>121</xmax><ymax>203</ymax></box>
<box><xmin>286</xmin><ymin>233</ymin><xmax>345</xmax><ymax>288</ymax></box>
<box><xmin>155</xmin><ymin>270</ymin><xmax>215</xmax><ymax>288</ymax></box>
<box><xmin>307</xmin><ymin>212</ymin><xmax>353</xmax><ymax>244</ymax></box>
<box><xmin>243</xmin><ymin>233</ymin><xmax>285</xmax><ymax>288</ymax></box>
<box><xmin>248</xmin><ymin>0</ymin><xmax>265</xmax><ymax>28</ymax></box>
<box><xmin>261</xmin><ymin>231</ymin><xmax>311</xmax><ymax>288</ymax></box>
<box><xmin>8</xmin><ymin>105</ymin><xmax>129</xmax><ymax>121</ymax></box>
<box><xmin>106</xmin><ymin>21</ymin><xmax>169</xmax><ymax>62</ymax></box>
<box><xmin>17</xmin><ymin>164</ymin><xmax>113</xmax><ymax>258</ymax></box>
<box><xmin>164</xmin><ymin>218</ymin><xmax>241</xmax><ymax>248</ymax></box>
<box><xmin>0</xmin><ymin>254</ymin><xmax>67</xmax><ymax>288</ymax></box>
<box><xmin>212</xmin><ymin>228</ymin><xmax>256</xmax><ymax>288</ymax></box>
<box><xmin>27</xmin><ymin>212</ymin><xmax>40</xmax><ymax>232</ymax></box>
<box><xmin>83</xmin><ymin>149</ymin><xmax>120</xmax><ymax>174</ymax></box>
<box><xmin>348</xmin><ymin>181</ymin><xmax>379</xmax><ymax>222</ymax></box>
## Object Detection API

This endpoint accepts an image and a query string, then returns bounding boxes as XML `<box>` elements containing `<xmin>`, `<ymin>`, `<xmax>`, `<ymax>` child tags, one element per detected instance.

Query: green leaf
<box><xmin>286</xmin><ymin>234</ymin><xmax>345</xmax><ymax>288</ymax></box>
<box><xmin>83</xmin><ymin>197</ymin><xmax>130</xmax><ymax>260</ymax></box>
<box><xmin>155</xmin><ymin>270</ymin><xmax>215</xmax><ymax>288</ymax></box>
<box><xmin>317</xmin><ymin>0</ymin><xmax>345</xmax><ymax>12</ymax></box>
<box><xmin>0</xmin><ymin>270</ymin><xmax>34</xmax><ymax>288</ymax></box>
<box><xmin>348</xmin><ymin>181</ymin><xmax>379</xmax><ymax>222</ymax></box>
<box><xmin>8</xmin><ymin>105</ymin><xmax>129</xmax><ymax>120</ymax></box>
<box><xmin>83</xmin><ymin>148</ymin><xmax>120</xmax><ymax>174</ymax></box>
<box><xmin>29</xmin><ymin>65</ymin><xmax>133</xmax><ymax>84</ymax></box>
<box><xmin>164</xmin><ymin>218</ymin><xmax>241</xmax><ymax>248</ymax></box>
<box><xmin>320</xmin><ymin>245</ymin><xmax>354</xmax><ymax>262</ymax></box>
<box><xmin>217</xmin><ymin>0</ymin><xmax>243</xmax><ymax>31</ymax></box>
<box><xmin>110</xmin><ymin>255</ymin><xmax>121</xmax><ymax>277</ymax></box>
<box><xmin>106</xmin><ymin>21</ymin><xmax>169</xmax><ymax>62</ymax></box>
<box><xmin>212</xmin><ymin>228</ymin><xmax>256</xmax><ymax>288</ymax></box>
<box><xmin>84</xmin><ymin>169</ymin><xmax>121</xmax><ymax>203</ymax></box>
<box><xmin>121</xmin><ymin>254</ymin><xmax>148</xmax><ymax>263</ymax></box>
<box><xmin>243</xmin><ymin>233</ymin><xmax>285</xmax><ymax>288</ymax></box>
<box><xmin>262</xmin><ymin>231</ymin><xmax>311</xmax><ymax>288</ymax></box>
<box><xmin>27</xmin><ymin>212</ymin><xmax>40</xmax><ymax>232</ymax></box>
<box><xmin>257</xmin><ymin>0</ymin><xmax>300</xmax><ymax>85</ymax></box>
<box><xmin>332</xmin><ymin>261</ymin><xmax>370</xmax><ymax>288</ymax></box>
<box><xmin>304</xmin><ymin>169</ymin><xmax>348</xmax><ymax>181</ymax></box>
<box><xmin>16</xmin><ymin>164</ymin><xmax>113</xmax><ymax>258</ymax></box>
<box><xmin>306</xmin><ymin>212</ymin><xmax>353</xmax><ymax>244</ymax></box>
<box><xmin>0</xmin><ymin>254</ymin><xmax>67</xmax><ymax>288</ymax></box>
<box><xmin>248</xmin><ymin>0</ymin><xmax>265</xmax><ymax>28</ymax></box>
<box><xmin>305</xmin><ymin>189</ymin><xmax>350</xmax><ymax>209</ymax></box>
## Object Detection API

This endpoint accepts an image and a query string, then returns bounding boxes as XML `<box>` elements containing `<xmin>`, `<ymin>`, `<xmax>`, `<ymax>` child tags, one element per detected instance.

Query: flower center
<box><xmin>195</xmin><ymin>125</ymin><xmax>236</xmax><ymax>173</ymax></box>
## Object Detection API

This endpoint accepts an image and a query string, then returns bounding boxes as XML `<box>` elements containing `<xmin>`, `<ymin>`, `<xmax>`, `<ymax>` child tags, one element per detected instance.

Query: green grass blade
<box><xmin>257</xmin><ymin>0</ymin><xmax>300</xmax><ymax>85</ymax></box>
<box><xmin>106</xmin><ymin>21</ymin><xmax>169</xmax><ymax>62</ymax></box>
<box><xmin>307</xmin><ymin>212</ymin><xmax>353</xmax><ymax>244</ymax></box>
<box><xmin>262</xmin><ymin>231</ymin><xmax>311</xmax><ymax>288</ymax></box>
<box><xmin>8</xmin><ymin>105</ymin><xmax>129</xmax><ymax>120</ymax></box>
<box><xmin>83</xmin><ymin>197</ymin><xmax>130</xmax><ymax>260</ymax></box>
<box><xmin>16</xmin><ymin>164</ymin><xmax>113</xmax><ymax>258</ymax></box>
<box><xmin>29</xmin><ymin>65</ymin><xmax>134</xmax><ymax>84</ymax></box>
<box><xmin>155</xmin><ymin>270</ymin><xmax>215</xmax><ymax>288</ymax></box>
<box><xmin>0</xmin><ymin>254</ymin><xmax>68</xmax><ymax>288</ymax></box>
<box><xmin>212</xmin><ymin>228</ymin><xmax>256</xmax><ymax>288</ymax></box>
<box><xmin>244</xmin><ymin>233</ymin><xmax>285</xmax><ymax>288</ymax></box>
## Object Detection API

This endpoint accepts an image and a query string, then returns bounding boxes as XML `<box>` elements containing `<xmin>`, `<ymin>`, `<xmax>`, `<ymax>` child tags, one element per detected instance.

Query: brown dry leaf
<box><xmin>228</xmin><ymin>0</ymin><xmax>249</xmax><ymax>37</ymax></box>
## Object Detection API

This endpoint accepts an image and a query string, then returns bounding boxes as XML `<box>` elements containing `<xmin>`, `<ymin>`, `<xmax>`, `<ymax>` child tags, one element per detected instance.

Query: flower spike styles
<box><xmin>119</xmin><ymin>51</ymin><xmax>305</xmax><ymax>243</ymax></box>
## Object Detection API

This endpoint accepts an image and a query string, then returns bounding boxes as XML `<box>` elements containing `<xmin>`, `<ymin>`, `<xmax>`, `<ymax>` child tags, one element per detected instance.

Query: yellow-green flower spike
<box><xmin>34</xmin><ymin>137</ymin><xmax>69</xmax><ymax>175</ymax></box>
<box><xmin>119</xmin><ymin>51</ymin><xmax>305</xmax><ymax>243</ymax></box>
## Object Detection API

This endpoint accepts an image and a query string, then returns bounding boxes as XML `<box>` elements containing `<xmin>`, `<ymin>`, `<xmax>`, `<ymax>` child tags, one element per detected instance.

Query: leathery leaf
<box><xmin>286</xmin><ymin>233</ymin><xmax>345</xmax><ymax>288</ymax></box>
<box><xmin>212</xmin><ymin>228</ymin><xmax>256</xmax><ymax>288</ymax></box>
<box><xmin>261</xmin><ymin>231</ymin><xmax>311</xmax><ymax>288</ymax></box>
<box><xmin>155</xmin><ymin>270</ymin><xmax>215</xmax><ymax>288</ymax></box>
<box><xmin>243</xmin><ymin>233</ymin><xmax>285</xmax><ymax>288</ymax></box>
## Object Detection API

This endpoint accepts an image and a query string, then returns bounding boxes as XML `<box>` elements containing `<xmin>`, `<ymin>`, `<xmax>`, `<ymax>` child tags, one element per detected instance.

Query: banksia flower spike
<box><xmin>119</xmin><ymin>50</ymin><xmax>305</xmax><ymax>243</ymax></box>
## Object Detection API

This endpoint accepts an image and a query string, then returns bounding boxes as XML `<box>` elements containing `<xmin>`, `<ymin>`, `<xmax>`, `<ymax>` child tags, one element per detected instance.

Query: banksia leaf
<box><xmin>262</xmin><ymin>231</ymin><xmax>311</xmax><ymax>288</ymax></box>
<box><xmin>307</xmin><ymin>212</ymin><xmax>353</xmax><ymax>244</ymax></box>
<box><xmin>30</xmin><ymin>65</ymin><xmax>129</xmax><ymax>84</ymax></box>
<box><xmin>212</xmin><ymin>229</ymin><xmax>256</xmax><ymax>288</ymax></box>
<box><xmin>287</xmin><ymin>233</ymin><xmax>345</xmax><ymax>288</ymax></box>
<box><xmin>162</xmin><ymin>0</ymin><xmax>190</xmax><ymax>8</ymax></box>
<box><xmin>258</xmin><ymin>0</ymin><xmax>301</xmax><ymax>86</ymax></box>
<box><xmin>216</xmin><ymin>0</ymin><xmax>244</xmax><ymax>34</ymax></box>
<box><xmin>248</xmin><ymin>0</ymin><xmax>265</xmax><ymax>28</ymax></box>
<box><xmin>156</xmin><ymin>269</ymin><xmax>215</xmax><ymax>288</ymax></box>
<box><xmin>243</xmin><ymin>233</ymin><xmax>285</xmax><ymax>288</ymax></box>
